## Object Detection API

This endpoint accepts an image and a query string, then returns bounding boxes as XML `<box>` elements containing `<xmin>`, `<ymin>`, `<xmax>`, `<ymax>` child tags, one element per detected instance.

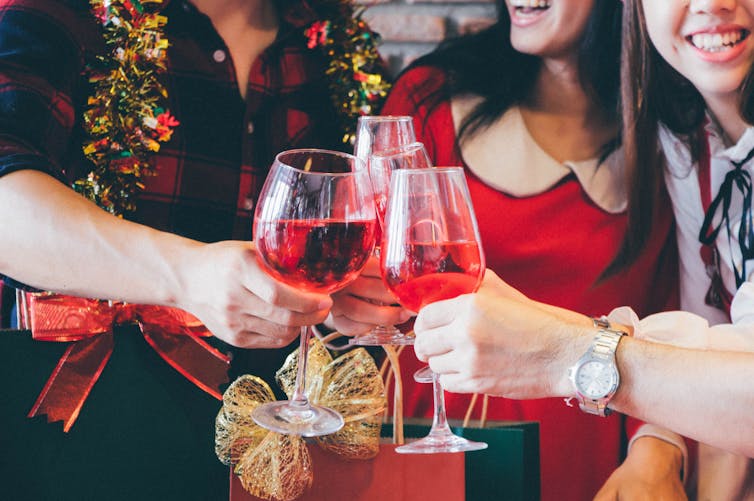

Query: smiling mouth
<box><xmin>687</xmin><ymin>29</ymin><xmax>750</xmax><ymax>52</ymax></box>
<box><xmin>509</xmin><ymin>0</ymin><xmax>551</xmax><ymax>16</ymax></box>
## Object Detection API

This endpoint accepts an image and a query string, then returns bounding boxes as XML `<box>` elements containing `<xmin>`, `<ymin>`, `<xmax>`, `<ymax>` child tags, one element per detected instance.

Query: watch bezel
<box><xmin>571</xmin><ymin>357</ymin><xmax>619</xmax><ymax>400</ymax></box>
<box><xmin>567</xmin><ymin>327</ymin><xmax>625</xmax><ymax>417</ymax></box>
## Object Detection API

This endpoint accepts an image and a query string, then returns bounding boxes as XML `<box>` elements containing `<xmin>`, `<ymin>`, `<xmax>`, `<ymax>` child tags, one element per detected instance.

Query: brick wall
<box><xmin>359</xmin><ymin>0</ymin><xmax>498</xmax><ymax>76</ymax></box>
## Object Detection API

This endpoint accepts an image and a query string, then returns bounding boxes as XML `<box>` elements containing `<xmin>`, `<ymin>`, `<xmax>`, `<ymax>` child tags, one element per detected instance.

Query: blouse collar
<box><xmin>661</xmin><ymin>117</ymin><xmax>754</xmax><ymax>179</ymax></box>
<box><xmin>455</xmin><ymin>104</ymin><xmax>626</xmax><ymax>214</ymax></box>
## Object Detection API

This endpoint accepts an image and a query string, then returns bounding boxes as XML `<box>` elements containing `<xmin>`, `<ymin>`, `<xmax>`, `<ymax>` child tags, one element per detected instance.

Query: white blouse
<box><xmin>611</xmin><ymin>119</ymin><xmax>754</xmax><ymax>500</ymax></box>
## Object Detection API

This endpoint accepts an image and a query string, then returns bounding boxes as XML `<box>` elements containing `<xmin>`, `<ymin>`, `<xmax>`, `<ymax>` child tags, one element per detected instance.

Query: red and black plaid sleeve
<box><xmin>0</xmin><ymin>0</ymin><xmax>99</xmax><ymax>184</ymax></box>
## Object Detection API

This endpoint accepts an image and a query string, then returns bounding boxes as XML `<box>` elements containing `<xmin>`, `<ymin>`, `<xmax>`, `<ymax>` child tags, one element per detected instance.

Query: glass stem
<box><xmin>290</xmin><ymin>325</ymin><xmax>311</xmax><ymax>408</ymax></box>
<box><xmin>429</xmin><ymin>370</ymin><xmax>453</xmax><ymax>436</ymax></box>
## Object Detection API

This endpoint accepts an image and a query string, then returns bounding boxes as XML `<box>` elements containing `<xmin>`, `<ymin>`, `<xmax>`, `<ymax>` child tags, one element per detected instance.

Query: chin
<box><xmin>510</xmin><ymin>37</ymin><xmax>550</xmax><ymax>57</ymax></box>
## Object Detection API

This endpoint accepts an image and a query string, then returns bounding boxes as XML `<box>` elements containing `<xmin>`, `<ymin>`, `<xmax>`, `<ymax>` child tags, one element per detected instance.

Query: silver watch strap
<box><xmin>578</xmin><ymin>329</ymin><xmax>625</xmax><ymax>416</ymax></box>
<box><xmin>589</xmin><ymin>329</ymin><xmax>624</xmax><ymax>362</ymax></box>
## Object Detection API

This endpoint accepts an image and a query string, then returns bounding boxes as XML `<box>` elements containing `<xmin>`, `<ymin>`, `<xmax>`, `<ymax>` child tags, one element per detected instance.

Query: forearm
<box><xmin>0</xmin><ymin>170</ymin><xmax>194</xmax><ymax>306</ymax></box>
<box><xmin>610</xmin><ymin>337</ymin><xmax>754</xmax><ymax>457</ymax></box>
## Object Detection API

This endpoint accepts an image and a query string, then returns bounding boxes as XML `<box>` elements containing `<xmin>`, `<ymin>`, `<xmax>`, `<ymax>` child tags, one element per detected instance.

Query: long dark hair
<box><xmin>610</xmin><ymin>0</ymin><xmax>754</xmax><ymax>275</ymax></box>
<box><xmin>403</xmin><ymin>1</ymin><xmax>623</xmax><ymax>147</ymax></box>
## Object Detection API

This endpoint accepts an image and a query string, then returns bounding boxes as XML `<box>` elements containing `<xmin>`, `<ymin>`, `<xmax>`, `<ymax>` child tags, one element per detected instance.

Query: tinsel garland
<box><xmin>79</xmin><ymin>0</ymin><xmax>388</xmax><ymax>216</ymax></box>
<box><xmin>304</xmin><ymin>0</ymin><xmax>392</xmax><ymax>146</ymax></box>
<box><xmin>79</xmin><ymin>0</ymin><xmax>178</xmax><ymax>216</ymax></box>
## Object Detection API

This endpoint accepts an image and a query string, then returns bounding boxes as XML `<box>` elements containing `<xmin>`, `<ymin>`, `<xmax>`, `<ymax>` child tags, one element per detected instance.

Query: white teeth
<box><xmin>510</xmin><ymin>0</ymin><xmax>551</xmax><ymax>9</ymax></box>
<box><xmin>690</xmin><ymin>30</ymin><xmax>745</xmax><ymax>52</ymax></box>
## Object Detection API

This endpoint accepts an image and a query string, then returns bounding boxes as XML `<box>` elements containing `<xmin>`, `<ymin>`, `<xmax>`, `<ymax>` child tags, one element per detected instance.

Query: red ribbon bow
<box><xmin>24</xmin><ymin>293</ymin><xmax>230</xmax><ymax>431</ymax></box>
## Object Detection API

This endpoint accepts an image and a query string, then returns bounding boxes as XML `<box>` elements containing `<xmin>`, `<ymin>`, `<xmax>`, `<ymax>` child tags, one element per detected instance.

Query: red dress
<box><xmin>382</xmin><ymin>66</ymin><xmax>679</xmax><ymax>501</ymax></box>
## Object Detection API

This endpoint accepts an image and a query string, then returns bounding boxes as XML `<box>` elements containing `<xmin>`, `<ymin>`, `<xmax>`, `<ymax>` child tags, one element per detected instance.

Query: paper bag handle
<box><xmin>463</xmin><ymin>393</ymin><xmax>490</xmax><ymax>428</ymax></box>
<box><xmin>313</xmin><ymin>328</ymin><xmax>405</xmax><ymax>445</ymax></box>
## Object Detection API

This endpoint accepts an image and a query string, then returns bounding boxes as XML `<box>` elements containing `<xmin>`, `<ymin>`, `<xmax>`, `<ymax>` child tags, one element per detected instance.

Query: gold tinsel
<box><xmin>304</xmin><ymin>0</ymin><xmax>392</xmax><ymax>146</ymax></box>
<box><xmin>215</xmin><ymin>338</ymin><xmax>386</xmax><ymax>501</ymax></box>
<box><xmin>78</xmin><ymin>0</ymin><xmax>178</xmax><ymax>216</ymax></box>
<box><xmin>79</xmin><ymin>0</ymin><xmax>388</xmax><ymax>215</ymax></box>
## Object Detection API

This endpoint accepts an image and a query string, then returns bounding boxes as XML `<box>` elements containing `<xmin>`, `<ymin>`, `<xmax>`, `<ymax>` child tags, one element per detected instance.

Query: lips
<box><xmin>509</xmin><ymin>0</ymin><xmax>551</xmax><ymax>25</ymax></box>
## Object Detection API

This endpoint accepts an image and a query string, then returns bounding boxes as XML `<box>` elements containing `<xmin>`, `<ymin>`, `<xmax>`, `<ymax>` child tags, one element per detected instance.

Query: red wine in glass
<box><xmin>383</xmin><ymin>241</ymin><xmax>483</xmax><ymax>312</ymax></box>
<box><xmin>256</xmin><ymin>219</ymin><xmax>376</xmax><ymax>293</ymax></box>
<box><xmin>350</xmin><ymin>141</ymin><xmax>432</xmax><ymax>346</ymax></box>
<box><xmin>252</xmin><ymin>148</ymin><xmax>376</xmax><ymax>437</ymax></box>
<box><xmin>381</xmin><ymin>167</ymin><xmax>487</xmax><ymax>454</ymax></box>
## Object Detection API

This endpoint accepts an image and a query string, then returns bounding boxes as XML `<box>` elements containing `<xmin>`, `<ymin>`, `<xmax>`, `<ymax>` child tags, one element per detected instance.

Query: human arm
<box><xmin>413</xmin><ymin>270</ymin><xmax>754</xmax><ymax>457</ymax></box>
<box><xmin>594</xmin><ymin>436</ymin><xmax>686</xmax><ymax>501</ymax></box>
<box><xmin>0</xmin><ymin>170</ymin><xmax>332</xmax><ymax>348</ymax></box>
<box><xmin>0</xmin><ymin>1</ymin><xmax>331</xmax><ymax>348</ymax></box>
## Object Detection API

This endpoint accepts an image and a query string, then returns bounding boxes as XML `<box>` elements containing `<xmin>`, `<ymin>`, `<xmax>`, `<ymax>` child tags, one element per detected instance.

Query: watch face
<box><xmin>575</xmin><ymin>360</ymin><xmax>615</xmax><ymax>399</ymax></box>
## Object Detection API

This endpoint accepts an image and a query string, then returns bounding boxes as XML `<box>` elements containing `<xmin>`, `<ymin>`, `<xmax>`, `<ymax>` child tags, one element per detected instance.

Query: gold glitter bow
<box><xmin>215</xmin><ymin>338</ymin><xmax>386</xmax><ymax>501</ymax></box>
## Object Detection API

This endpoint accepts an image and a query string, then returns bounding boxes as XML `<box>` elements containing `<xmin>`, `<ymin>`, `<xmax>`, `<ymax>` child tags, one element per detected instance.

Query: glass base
<box><xmin>413</xmin><ymin>365</ymin><xmax>433</xmax><ymax>383</ymax></box>
<box><xmin>349</xmin><ymin>325</ymin><xmax>415</xmax><ymax>346</ymax></box>
<box><xmin>251</xmin><ymin>400</ymin><xmax>344</xmax><ymax>437</ymax></box>
<box><xmin>395</xmin><ymin>431</ymin><xmax>488</xmax><ymax>454</ymax></box>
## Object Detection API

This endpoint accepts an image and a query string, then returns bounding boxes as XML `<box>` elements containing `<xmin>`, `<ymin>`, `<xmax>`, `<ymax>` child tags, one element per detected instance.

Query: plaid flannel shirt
<box><xmin>0</xmin><ymin>0</ymin><xmax>356</xmax><ymax>326</ymax></box>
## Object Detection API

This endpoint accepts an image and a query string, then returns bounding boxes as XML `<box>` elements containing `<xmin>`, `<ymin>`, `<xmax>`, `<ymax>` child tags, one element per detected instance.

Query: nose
<box><xmin>689</xmin><ymin>0</ymin><xmax>737</xmax><ymax>14</ymax></box>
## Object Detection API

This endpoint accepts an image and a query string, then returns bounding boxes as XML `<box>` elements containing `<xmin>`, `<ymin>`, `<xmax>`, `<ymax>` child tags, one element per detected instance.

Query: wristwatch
<box><xmin>566</xmin><ymin>317</ymin><xmax>626</xmax><ymax>417</ymax></box>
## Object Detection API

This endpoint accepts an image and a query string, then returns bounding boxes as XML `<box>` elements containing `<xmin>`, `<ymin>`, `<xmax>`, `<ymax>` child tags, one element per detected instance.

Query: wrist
<box><xmin>553</xmin><ymin>323</ymin><xmax>594</xmax><ymax>397</ymax></box>
<box><xmin>626</xmin><ymin>435</ymin><xmax>684</xmax><ymax>479</ymax></box>
<box><xmin>162</xmin><ymin>236</ymin><xmax>205</xmax><ymax>309</ymax></box>
<box><xmin>565</xmin><ymin>320</ymin><xmax>627</xmax><ymax>416</ymax></box>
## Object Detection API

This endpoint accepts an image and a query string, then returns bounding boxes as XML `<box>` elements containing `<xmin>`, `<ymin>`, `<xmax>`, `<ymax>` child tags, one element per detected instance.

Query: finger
<box><xmin>331</xmin><ymin>293</ymin><xmax>409</xmax><ymax>326</ymax></box>
<box><xmin>231</xmin><ymin>330</ymin><xmax>297</xmax><ymax>349</ymax></box>
<box><xmin>437</xmin><ymin>373</ymin><xmax>478</xmax><ymax>394</ymax></box>
<box><xmin>427</xmin><ymin>350</ymin><xmax>461</xmax><ymax>376</ymax></box>
<box><xmin>240</xmin><ymin>293</ymin><xmax>330</xmax><ymax>327</ymax></box>
<box><xmin>337</xmin><ymin>277</ymin><xmax>397</xmax><ymax>304</ymax></box>
<box><xmin>233</xmin><ymin>317</ymin><xmax>303</xmax><ymax>348</ymax></box>
<box><xmin>247</xmin><ymin>266</ymin><xmax>332</xmax><ymax>314</ymax></box>
<box><xmin>413</xmin><ymin>325</ymin><xmax>455</xmax><ymax>360</ymax></box>
<box><xmin>211</xmin><ymin>323</ymin><xmax>297</xmax><ymax>349</ymax></box>
<box><xmin>414</xmin><ymin>295</ymin><xmax>466</xmax><ymax>331</ymax></box>
<box><xmin>327</xmin><ymin>314</ymin><xmax>373</xmax><ymax>337</ymax></box>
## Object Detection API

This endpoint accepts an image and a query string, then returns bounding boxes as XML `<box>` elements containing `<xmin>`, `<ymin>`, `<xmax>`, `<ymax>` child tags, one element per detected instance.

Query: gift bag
<box><xmin>0</xmin><ymin>326</ymin><xmax>230</xmax><ymax>501</ymax></box>
<box><xmin>222</xmin><ymin>338</ymin><xmax>539</xmax><ymax>501</ymax></box>
<box><xmin>229</xmin><ymin>438</ymin><xmax>466</xmax><ymax>501</ymax></box>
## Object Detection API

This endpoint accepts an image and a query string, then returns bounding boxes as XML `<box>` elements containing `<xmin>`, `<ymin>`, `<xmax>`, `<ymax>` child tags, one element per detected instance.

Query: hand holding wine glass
<box><xmin>345</xmin><ymin>142</ymin><xmax>432</xmax><ymax>345</ymax></box>
<box><xmin>252</xmin><ymin>148</ymin><xmax>377</xmax><ymax>436</ymax></box>
<box><xmin>341</xmin><ymin>116</ymin><xmax>419</xmax><ymax>346</ymax></box>
<box><xmin>381</xmin><ymin>167</ymin><xmax>488</xmax><ymax>454</ymax></box>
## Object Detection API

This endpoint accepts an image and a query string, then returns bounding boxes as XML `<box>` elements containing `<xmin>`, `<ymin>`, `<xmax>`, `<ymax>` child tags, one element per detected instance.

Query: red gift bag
<box><xmin>229</xmin><ymin>441</ymin><xmax>465</xmax><ymax>501</ymax></box>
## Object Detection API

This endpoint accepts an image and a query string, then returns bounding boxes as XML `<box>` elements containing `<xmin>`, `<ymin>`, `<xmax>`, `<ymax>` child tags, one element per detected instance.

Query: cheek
<box><xmin>643</xmin><ymin>6</ymin><xmax>684</xmax><ymax>66</ymax></box>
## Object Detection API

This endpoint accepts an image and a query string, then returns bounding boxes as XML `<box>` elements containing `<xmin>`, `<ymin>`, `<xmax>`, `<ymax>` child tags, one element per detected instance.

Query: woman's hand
<box><xmin>413</xmin><ymin>269</ymin><xmax>592</xmax><ymax>399</ymax></box>
<box><xmin>178</xmin><ymin>241</ymin><xmax>332</xmax><ymax>348</ymax></box>
<box><xmin>328</xmin><ymin>255</ymin><xmax>412</xmax><ymax>336</ymax></box>
<box><xmin>594</xmin><ymin>437</ymin><xmax>686</xmax><ymax>501</ymax></box>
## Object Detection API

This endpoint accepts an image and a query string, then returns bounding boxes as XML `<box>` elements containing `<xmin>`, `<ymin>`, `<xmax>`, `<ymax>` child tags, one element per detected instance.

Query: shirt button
<box><xmin>247</xmin><ymin>121</ymin><xmax>254</xmax><ymax>134</ymax></box>
<box><xmin>243</xmin><ymin>197</ymin><xmax>255</xmax><ymax>211</ymax></box>
<box><xmin>213</xmin><ymin>50</ymin><xmax>227</xmax><ymax>63</ymax></box>
<box><xmin>182</xmin><ymin>1</ymin><xmax>190</xmax><ymax>11</ymax></box>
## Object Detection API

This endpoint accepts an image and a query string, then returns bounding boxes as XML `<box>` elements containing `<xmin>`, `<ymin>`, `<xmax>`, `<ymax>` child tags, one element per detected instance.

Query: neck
<box><xmin>528</xmin><ymin>56</ymin><xmax>612</xmax><ymax>127</ymax></box>
<box><xmin>190</xmin><ymin>0</ymin><xmax>278</xmax><ymax>30</ymax></box>
<box><xmin>705</xmin><ymin>94</ymin><xmax>749</xmax><ymax>145</ymax></box>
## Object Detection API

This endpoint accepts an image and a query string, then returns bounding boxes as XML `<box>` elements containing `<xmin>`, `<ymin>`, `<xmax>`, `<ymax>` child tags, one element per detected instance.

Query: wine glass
<box><xmin>350</xmin><ymin>142</ymin><xmax>432</xmax><ymax>346</ymax></box>
<box><xmin>351</xmin><ymin>116</ymin><xmax>419</xmax><ymax>346</ymax></box>
<box><xmin>381</xmin><ymin>167</ymin><xmax>488</xmax><ymax>454</ymax></box>
<box><xmin>252</xmin><ymin>149</ymin><xmax>377</xmax><ymax>436</ymax></box>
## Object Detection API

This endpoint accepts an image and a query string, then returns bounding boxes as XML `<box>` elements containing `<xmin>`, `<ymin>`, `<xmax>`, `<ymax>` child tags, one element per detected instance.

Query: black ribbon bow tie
<box><xmin>699</xmin><ymin>146</ymin><xmax>754</xmax><ymax>289</ymax></box>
